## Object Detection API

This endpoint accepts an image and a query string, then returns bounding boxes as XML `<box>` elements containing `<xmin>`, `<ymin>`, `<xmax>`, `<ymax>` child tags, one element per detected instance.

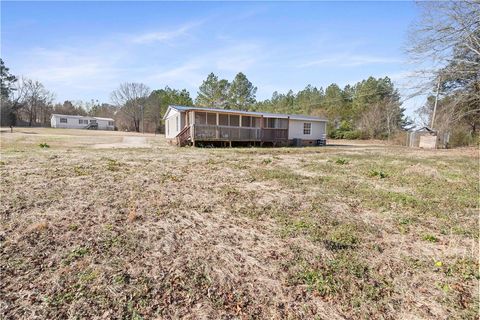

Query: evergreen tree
<box><xmin>0</xmin><ymin>58</ymin><xmax>17</xmax><ymax>99</ymax></box>
<box><xmin>0</xmin><ymin>59</ymin><xmax>20</xmax><ymax>129</ymax></box>
<box><xmin>228</xmin><ymin>72</ymin><xmax>257</xmax><ymax>110</ymax></box>
<box><xmin>195</xmin><ymin>73</ymin><xmax>230</xmax><ymax>108</ymax></box>
<box><xmin>146</xmin><ymin>86</ymin><xmax>193</xmax><ymax>132</ymax></box>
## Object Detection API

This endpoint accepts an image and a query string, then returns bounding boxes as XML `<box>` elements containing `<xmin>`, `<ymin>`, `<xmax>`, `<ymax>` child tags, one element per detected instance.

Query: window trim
<box><xmin>303</xmin><ymin>122</ymin><xmax>312</xmax><ymax>135</ymax></box>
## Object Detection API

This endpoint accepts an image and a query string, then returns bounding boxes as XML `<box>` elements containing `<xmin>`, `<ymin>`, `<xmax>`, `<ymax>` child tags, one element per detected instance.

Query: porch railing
<box><xmin>176</xmin><ymin>125</ymin><xmax>191</xmax><ymax>146</ymax></box>
<box><xmin>261</xmin><ymin>128</ymin><xmax>288</xmax><ymax>140</ymax></box>
<box><xmin>193</xmin><ymin>124</ymin><xmax>260</xmax><ymax>141</ymax></box>
<box><xmin>192</xmin><ymin>124</ymin><xmax>288</xmax><ymax>141</ymax></box>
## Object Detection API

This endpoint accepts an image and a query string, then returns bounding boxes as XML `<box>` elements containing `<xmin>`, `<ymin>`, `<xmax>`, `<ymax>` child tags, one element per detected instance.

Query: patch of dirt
<box><xmin>92</xmin><ymin>136</ymin><xmax>149</xmax><ymax>149</ymax></box>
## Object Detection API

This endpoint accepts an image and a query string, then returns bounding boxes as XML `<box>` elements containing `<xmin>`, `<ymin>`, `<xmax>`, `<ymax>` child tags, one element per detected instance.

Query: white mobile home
<box><xmin>163</xmin><ymin>105</ymin><xmax>327</xmax><ymax>147</ymax></box>
<box><xmin>50</xmin><ymin>114</ymin><xmax>115</xmax><ymax>130</ymax></box>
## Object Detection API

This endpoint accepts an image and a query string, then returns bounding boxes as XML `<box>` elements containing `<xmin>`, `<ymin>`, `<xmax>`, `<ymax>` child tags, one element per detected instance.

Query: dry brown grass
<box><xmin>0</xmin><ymin>128</ymin><xmax>478</xmax><ymax>319</ymax></box>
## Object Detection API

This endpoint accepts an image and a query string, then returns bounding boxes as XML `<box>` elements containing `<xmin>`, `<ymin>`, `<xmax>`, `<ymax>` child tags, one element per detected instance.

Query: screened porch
<box><xmin>187</xmin><ymin>110</ymin><xmax>288</xmax><ymax>142</ymax></box>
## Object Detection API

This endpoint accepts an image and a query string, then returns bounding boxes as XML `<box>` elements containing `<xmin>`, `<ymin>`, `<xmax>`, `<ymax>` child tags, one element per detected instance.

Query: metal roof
<box><xmin>51</xmin><ymin>114</ymin><xmax>114</xmax><ymax>121</ymax></box>
<box><xmin>165</xmin><ymin>105</ymin><xmax>327</xmax><ymax>122</ymax></box>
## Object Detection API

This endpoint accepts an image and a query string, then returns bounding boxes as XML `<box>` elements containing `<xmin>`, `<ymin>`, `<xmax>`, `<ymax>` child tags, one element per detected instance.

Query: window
<box><xmin>108</xmin><ymin>121</ymin><xmax>114</xmax><ymax>126</ymax></box>
<box><xmin>90</xmin><ymin>120</ymin><xmax>97</xmax><ymax>124</ymax></box>
<box><xmin>207</xmin><ymin>113</ymin><xmax>217</xmax><ymax>125</ymax></box>
<box><xmin>229</xmin><ymin>115</ymin><xmax>239</xmax><ymax>127</ymax></box>
<box><xmin>60</xmin><ymin>118</ymin><xmax>67</xmax><ymax>123</ymax></box>
<box><xmin>252</xmin><ymin>117</ymin><xmax>261</xmax><ymax>128</ymax></box>
<box><xmin>303</xmin><ymin>123</ymin><xmax>312</xmax><ymax>135</ymax></box>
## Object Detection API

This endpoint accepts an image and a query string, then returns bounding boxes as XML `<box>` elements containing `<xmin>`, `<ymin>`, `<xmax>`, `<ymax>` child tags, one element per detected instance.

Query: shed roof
<box><xmin>415</xmin><ymin>126</ymin><xmax>436</xmax><ymax>133</ymax></box>
<box><xmin>163</xmin><ymin>105</ymin><xmax>327</xmax><ymax>122</ymax></box>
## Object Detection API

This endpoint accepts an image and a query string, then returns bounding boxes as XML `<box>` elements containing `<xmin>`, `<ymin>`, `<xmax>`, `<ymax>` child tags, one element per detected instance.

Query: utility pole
<box><xmin>431</xmin><ymin>77</ymin><xmax>441</xmax><ymax>130</ymax></box>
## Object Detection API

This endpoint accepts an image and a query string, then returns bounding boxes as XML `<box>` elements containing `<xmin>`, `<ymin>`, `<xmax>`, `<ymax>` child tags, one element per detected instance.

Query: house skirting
<box><xmin>168</xmin><ymin>138</ymin><xmax>327</xmax><ymax>147</ymax></box>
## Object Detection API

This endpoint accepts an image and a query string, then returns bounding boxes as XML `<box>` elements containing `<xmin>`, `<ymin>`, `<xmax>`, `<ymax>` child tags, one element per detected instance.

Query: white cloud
<box><xmin>22</xmin><ymin>46</ymin><xmax>125</xmax><ymax>87</ymax></box>
<box><xmin>10</xmin><ymin>21</ymin><xmax>208</xmax><ymax>100</ymax></box>
<box><xmin>300</xmin><ymin>54</ymin><xmax>403</xmax><ymax>67</ymax></box>
<box><xmin>130</xmin><ymin>21</ymin><xmax>203</xmax><ymax>44</ymax></box>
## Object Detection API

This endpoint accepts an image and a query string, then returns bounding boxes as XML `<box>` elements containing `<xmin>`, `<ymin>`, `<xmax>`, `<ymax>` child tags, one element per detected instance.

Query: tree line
<box><xmin>193</xmin><ymin>72</ymin><xmax>411</xmax><ymax>139</ymax></box>
<box><xmin>0</xmin><ymin>62</ymin><xmax>409</xmax><ymax>139</ymax></box>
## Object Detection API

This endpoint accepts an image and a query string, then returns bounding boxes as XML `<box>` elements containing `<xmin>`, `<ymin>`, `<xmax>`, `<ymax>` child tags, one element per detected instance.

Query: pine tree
<box><xmin>228</xmin><ymin>72</ymin><xmax>257</xmax><ymax>110</ymax></box>
<box><xmin>195</xmin><ymin>73</ymin><xmax>230</xmax><ymax>108</ymax></box>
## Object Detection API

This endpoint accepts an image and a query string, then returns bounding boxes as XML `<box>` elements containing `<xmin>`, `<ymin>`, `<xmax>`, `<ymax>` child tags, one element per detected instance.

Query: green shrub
<box><xmin>39</xmin><ymin>142</ymin><xmax>50</xmax><ymax>148</ymax></box>
<box><xmin>342</xmin><ymin>130</ymin><xmax>362</xmax><ymax>140</ymax></box>
<box><xmin>449</xmin><ymin>129</ymin><xmax>478</xmax><ymax>147</ymax></box>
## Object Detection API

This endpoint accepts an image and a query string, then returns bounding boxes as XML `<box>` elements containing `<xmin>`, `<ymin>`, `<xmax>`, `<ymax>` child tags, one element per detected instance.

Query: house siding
<box><xmin>50</xmin><ymin>115</ymin><xmax>114</xmax><ymax>130</ymax></box>
<box><xmin>288</xmin><ymin>119</ymin><xmax>326</xmax><ymax>140</ymax></box>
<box><xmin>165</xmin><ymin>109</ymin><xmax>182</xmax><ymax>139</ymax></box>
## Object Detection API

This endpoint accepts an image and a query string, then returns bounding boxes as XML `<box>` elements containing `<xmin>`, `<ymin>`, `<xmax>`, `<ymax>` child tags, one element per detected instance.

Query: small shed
<box><xmin>408</xmin><ymin>127</ymin><xmax>449</xmax><ymax>149</ymax></box>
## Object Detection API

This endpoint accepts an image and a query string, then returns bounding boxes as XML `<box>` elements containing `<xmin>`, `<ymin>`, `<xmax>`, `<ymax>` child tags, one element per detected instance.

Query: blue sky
<box><xmin>1</xmin><ymin>1</ymin><xmax>425</xmax><ymax>116</ymax></box>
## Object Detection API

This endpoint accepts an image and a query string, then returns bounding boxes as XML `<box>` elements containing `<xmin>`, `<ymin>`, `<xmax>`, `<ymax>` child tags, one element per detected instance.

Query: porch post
<box><xmin>216</xmin><ymin>113</ymin><xmax>219</xmax><ymax>139</ymax></box>
<box><xmin>191</xmin><ymin>111</ymin><xmax>195</xmax><ymax>146</ymax></box>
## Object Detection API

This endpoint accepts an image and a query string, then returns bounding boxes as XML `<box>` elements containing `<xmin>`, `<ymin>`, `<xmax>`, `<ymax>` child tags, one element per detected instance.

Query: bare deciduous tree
<box><xmin>408</xmin><ymin>1</ymin><xmax>480</xmax><ymax>136</ymax></box>
<box><xmin>111</xmin><ymin>82</ymin><xmax>151</xmax><ymax>132</ymax></box>
<box><xmin>14</xmin><ymin>77</ymin><xmax>55</xmax><ymax>126</ymax></box>
<box><xmin>408</xmin><ymin>1</ymin><xmax>480</xmax><ymax>76</ymax></box>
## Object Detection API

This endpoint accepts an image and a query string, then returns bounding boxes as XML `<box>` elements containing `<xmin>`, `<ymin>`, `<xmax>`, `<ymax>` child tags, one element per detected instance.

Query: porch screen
<box><xmin>207</xmin><ymin>113</ymin><xmax>217</xmax><ymax>125</ymax></box>
<box><xmin>264</xmin><ymin>118</ymin><xmax>288</xmax><ymax>129</ymax></box>
<box><xmin>277</xmin><ymin>119</ymin><xmax>288</xmax><ymax>129</ymax></box>
<box><xmin>219</xmin><ymin>114</ymin><xmax>228</xmax><ymax>126</ymax></box>
<box><xmin>241</xmin><ymin>116</ymin><xmax>251</xmax><ymax>127</ymax></box>
<box><xmin>229</xmin><ymin>115</ymin><xmax>239</xmax><ymax>127</ymax></box>
<box><xmin>195</xmin><ymin>112</ymin><xmax>207</xmax><ymax>125</ymax></box>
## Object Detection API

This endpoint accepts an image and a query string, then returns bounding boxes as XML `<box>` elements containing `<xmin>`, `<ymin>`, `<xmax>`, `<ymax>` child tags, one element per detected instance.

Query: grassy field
<box><xmin>1</xmin><ymin>127</ymin><xmax>478</xmax><ymax>319</ymax></box>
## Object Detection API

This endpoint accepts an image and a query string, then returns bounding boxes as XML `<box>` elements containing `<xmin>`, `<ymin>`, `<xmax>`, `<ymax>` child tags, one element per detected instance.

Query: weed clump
<box><xmin>369</xmin><ymin>169</ymin><xmax>388</xmax><ymax>178</ymax></box>
<box><xmin>73</xmin><ymin>165</ymin><xmax>87</xmax><ymax>176</ymax></box>
<box><xmin>262</xmin><ymin>158</ymin><xmax>273</xmax><ymax>165</ymax></box>
<box><xmin>62</xmin><ymin>247</ymin><xmax>89</xmax><ymax>265</ymax></box>
<box><xmin>327</xmin><ymin>224</ymin><xmax>359</xmax><ymax>247</ymax></box>
<box><xmin>39</xmin><ymin>142</ymin><xmax>50</xmax><ymax>148</ymax></box>
<box><xmin>335</xmin><ymin>158</ymin><xmax>349</xmax><ymax>165</ymax></box>
<box><xmin>422</xmin><ymin>234</ymin><xmax>438</xmax><ymax>243</ymax></box>
<box><xmin>106</xmin><ymin>159</ymin><xmax>120</xmax><ymax>171</ymax></box>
